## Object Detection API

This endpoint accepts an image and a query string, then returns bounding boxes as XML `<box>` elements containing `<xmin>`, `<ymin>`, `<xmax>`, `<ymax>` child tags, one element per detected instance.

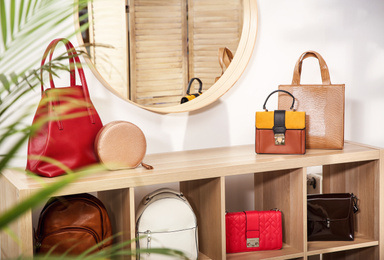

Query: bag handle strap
<box><xmin>222</xmin><ymin>47</ymin><xmax>233</xmax><ymax>68</ymax></box>
<box><xmin>143</xmin><ymin>188</ymin><xmax>185</xmax><ymax>205</ymax></box>
<box><xmin>40</xmin><ymin>39</ymin><xmax>76</xmax><ymax>93</ymax></box>
<box><xmin>217</xmin><ymin>48</ymin><xmax>225</xmax><ymax>79</ymax></box>
<box><xmin>40</xmin><ymin>38</ymin><xmax>96</xmax><ymax>124</ymax></box>
<box><xmin>217</xmin><ymin>47</ymin><xmax>234</xmax><ymax>77</ymax></box>
<box><xmin>263</xmin><ymin>90</ymin><xmax>295</xmax><ymax>111</ymax></box>
<box><xmin>186</xmin><ymin>77</ymin><xmax>203</xmax><ymax>95</ymax></box>
<box><xmin>292</xmin><ymin>51</ymin><xmax>331</xmax><ymax>85</ymax></box>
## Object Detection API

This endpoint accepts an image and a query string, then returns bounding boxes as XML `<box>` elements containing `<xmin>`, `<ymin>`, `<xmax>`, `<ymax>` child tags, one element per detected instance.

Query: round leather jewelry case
<box><xmin>95</xmin><ymin>121</ymin><xmax>152</xmax><ymax>170</ymax></box>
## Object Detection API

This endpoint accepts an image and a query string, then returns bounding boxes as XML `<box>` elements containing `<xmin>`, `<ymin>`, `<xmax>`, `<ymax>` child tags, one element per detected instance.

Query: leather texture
<box><xmin>273</xmin><ymin>110</ymin><xmax>286</xmax><ymax>134</ymax></box>
<box><xmin>256</xmin><ymin>129</ymin><xmax>306</xmax><ymax>154</ymax></box>
<box><xmin>26</xmin><ymin>38</ymin><xmax>103</xmax><ymax>177</ymax></box>
<box><xmin>136</xmin><ymin>188</ymin><xmax>198</xmax><ymax>260</ymax></box>
<box><xmin>307</xmin><ymin>193</ymin><xmax>356</xmax><ymax>241</ymax></box>
<box><xmin>226</xmin><ymin>210</ymin><xmax>282</xmax><ymax>253</ymax></box>
<box><xmin>94</xmin><ymin>121</ymin><xmax>147</xmax><ymax>170</ymax></box>
<box><xmin>278</xmin><ymin>50</ymin><xmax>345</xmax><ymax>149</ymax></box>
<box><xmin>35</xmin><ymin>193</ymin><xmax>112</xmax><ymax>255</ymax></box>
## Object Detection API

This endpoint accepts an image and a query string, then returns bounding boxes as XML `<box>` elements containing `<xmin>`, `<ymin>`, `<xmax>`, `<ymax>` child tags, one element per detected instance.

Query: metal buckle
<box><xmin>247</xmin><ymin>238</ymin><xmax>259</xmax><ymax>248</ymax></box>
<box><xmin>274</xmin><ymin>133</ymin><xmax>285</xmax><ymax>145</ymax></box>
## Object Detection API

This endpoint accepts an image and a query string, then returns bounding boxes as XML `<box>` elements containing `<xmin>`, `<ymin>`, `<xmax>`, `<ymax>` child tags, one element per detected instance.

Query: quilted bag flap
<box><xmin>245</xmin><ymin>211</ymin><xmax>283</xmax><ymax>249</ymax></box>
<box><xmin>225</xmin><ymin>210</ymin><xmax>283</xmax><ymax>253</ymax></box>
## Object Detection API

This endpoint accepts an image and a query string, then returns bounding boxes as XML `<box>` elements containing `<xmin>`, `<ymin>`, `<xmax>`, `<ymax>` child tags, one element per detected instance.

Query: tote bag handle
<box><xmin>292</xmin><ymin>51</ymin><xmax>331</xmax><ymax>85</ymax></box>
<box><xmin>40</xmin><ymin>39</ymin><xmax>76</xmax><ymax>92</ymax></box>
<box><xmin>40</xmin><ymin>38</ymin><xmax>96</xmax><ymax>124</ymax></box>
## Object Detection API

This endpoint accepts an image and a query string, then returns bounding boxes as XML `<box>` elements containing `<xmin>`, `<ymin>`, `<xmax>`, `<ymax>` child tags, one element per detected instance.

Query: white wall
<box><xmin>3</xmin><ymin>0</ymin><xmax>384</xmax><ymax>218</ymax></box>
<box><xmin>84</xmin><ymin>0</ymin><xmax>384</xmax><ymax>211</ymax></box>
<box><xmin>86</xmin><ymin>0</ymin><xmax>384</xmax><ymax>153</ymax></box>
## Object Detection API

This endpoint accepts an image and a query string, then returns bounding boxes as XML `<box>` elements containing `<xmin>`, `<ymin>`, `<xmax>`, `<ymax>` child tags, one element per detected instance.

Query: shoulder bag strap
<box><xmin>144</xmin><ymin>188</ymin><xmax>186</xmax><ymax>205</ymax></box>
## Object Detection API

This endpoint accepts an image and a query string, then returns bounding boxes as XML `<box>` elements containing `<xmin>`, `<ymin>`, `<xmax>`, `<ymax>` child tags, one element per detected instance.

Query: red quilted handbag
<box><xmin>226</xmin><ymin>210</ymin><xmax>282</xmax><ymax>253</ymax></box>
<box><xmin>26</xmin><ymin>38</ymin><xmax>103</xmax><ymax>177</ymax></box>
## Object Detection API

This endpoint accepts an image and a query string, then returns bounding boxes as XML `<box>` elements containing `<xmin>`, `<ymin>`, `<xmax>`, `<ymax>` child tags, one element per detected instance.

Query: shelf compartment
<box><xmin>98</xmin><ymin>187</ymin><xmax>136</xmax><ymax>257</ymax></box>
<box><xmin>254</xmin><ymin>168</ymin><xmax>306</xmax><ymax>253</ymax></box>
<box><xmin>1</xmin><ymin>142</ymin><xmax>382</xmax><ymax>259</ymax></box>
<box><xmin>322</xmin><ymin>246</ymin><xmax>378</xmax><ymax>259</ymax></box>
<box><xmin>322</xmin><ymin>160</ymin><xmax>380</xmax><ymax>242</ymax></box>
<box><xmin>180</xmin><ymin>177</ymin><xmax>225</xmax><ymax>260</ymax></box>
<box><xmin>307</xmin><ymin>233</ymin><xmax>378</xmax><ymax>256</ymax></box>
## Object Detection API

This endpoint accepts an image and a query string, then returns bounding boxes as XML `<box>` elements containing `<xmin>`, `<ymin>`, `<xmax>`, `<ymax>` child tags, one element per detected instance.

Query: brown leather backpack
<box><xmin>35</xmin><ymin>193</ymin><xmax>112</xmax><ymax>255</ymax></box>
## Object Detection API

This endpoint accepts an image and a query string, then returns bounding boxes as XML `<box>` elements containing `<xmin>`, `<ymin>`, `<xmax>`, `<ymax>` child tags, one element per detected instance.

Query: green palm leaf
<box><xmin>0</xmin><ymin>0</ymin><xmax>92</xmax><ymax>226</ymax></box>
<box><xmin>0</xmin><ymin>0</ymin><xmax>7</xmax><ymax>48</ymax></box>
<box><xmin>0</xmin><ymin>1</ymin><xmax>187</xmax><ymax>259</ymax></box>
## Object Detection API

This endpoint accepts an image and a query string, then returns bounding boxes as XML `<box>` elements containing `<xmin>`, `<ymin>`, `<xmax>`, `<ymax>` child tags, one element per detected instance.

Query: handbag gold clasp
<box><xmin>274</xmin><ymin>133</ymin><xmax>285</xmax><ymax>145</ymax></box>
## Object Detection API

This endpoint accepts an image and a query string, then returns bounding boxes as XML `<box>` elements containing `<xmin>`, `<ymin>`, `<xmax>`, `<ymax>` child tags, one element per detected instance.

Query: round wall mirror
<box><xmin>76</xmin><ymin>0</ymin><xmax>258</xmax><ymax>113</ymax></box>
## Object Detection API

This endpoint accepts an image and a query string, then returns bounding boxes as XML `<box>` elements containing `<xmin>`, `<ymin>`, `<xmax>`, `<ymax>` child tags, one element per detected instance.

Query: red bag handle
<box><xmin>291</xmin><ymin>51</ymin><xmax>331</xmax><ymax>85</ymax></box>
<box><xmin>40</xmin><ymin>39</ymin><xmax>76</xmax><ymax>92</ymax></box>
<box><xmin>40</xmin><ymin>38</ymin><xmax>96</xmax><ymax>124</ymax></box>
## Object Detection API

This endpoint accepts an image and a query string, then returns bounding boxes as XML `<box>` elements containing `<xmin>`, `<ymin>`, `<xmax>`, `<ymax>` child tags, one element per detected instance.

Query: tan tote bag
<box><xmin>278</xmin><ymin>51</ymin><xmax>345</xmax><ymax>149</ymax></box>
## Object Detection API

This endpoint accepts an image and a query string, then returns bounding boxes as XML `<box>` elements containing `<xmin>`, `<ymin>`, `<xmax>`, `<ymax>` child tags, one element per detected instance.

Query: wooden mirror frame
<box><xmin>75</xmin><ymin>0</ymin><xmax>258</xmax><ymax>114</ymax></box>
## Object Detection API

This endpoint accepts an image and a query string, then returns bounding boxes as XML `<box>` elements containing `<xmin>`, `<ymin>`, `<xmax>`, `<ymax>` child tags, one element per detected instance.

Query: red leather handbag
<box><xmin>26</xmin><ymin>38</ymin><xmax>103</xmax><ymax>177</ymax></box>
<box><xmin>226</xmin><ymin>210</ymin><xmax>282</xmax><ymax>253</ymax></box>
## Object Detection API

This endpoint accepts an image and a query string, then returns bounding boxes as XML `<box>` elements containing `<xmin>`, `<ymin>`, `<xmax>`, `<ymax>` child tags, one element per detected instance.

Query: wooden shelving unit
<box><xmin>1</xmin><ymin>141</ymin><xmax>383</xmax><ymax>259</ymax></box>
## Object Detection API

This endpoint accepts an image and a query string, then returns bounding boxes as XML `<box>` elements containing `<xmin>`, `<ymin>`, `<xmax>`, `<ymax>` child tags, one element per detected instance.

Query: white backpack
<box><xmin>136</xmin><ymin>188</ymin><xmax>199</xmax><ymax>260</ymax></box>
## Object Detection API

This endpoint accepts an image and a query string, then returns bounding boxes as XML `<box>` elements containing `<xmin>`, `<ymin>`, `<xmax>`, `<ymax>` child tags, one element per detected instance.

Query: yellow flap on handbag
<box><xmin>255</xmin><ymin>111</ymin><xmax>306</xmax><ymax>129</ymax></box>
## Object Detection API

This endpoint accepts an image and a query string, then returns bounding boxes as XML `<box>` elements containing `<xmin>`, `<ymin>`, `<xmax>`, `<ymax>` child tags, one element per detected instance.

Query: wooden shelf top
<box><xmin>2</xmin><ymin>141</ymin><xmax>382</xmax><ymax>196</ymax></box>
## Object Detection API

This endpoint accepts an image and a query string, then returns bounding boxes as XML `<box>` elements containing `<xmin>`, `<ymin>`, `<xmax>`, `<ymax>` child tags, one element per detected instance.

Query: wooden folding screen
<box><xmin>188</xmin><ymin>0</ymin><xmax>243</xmax><ymax>93</ymax></box>
<box><xmin>129</xmin><ymin>0</ymin><xmax>188</xmax><ymax>106</ymax></box>
<box><xmin>90</xmin><ymin>0</ymin><xmax>129</xmax><ymax>98</ymax></box>
<box><xmin>90</xmin><ymin>0</ymin><xmax>242</xmax><ymax>107</ymax></box>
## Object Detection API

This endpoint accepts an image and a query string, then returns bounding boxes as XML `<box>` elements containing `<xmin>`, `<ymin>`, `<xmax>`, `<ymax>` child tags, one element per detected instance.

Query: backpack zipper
<box><xmin>145</xmin><ymin>230</ymin><xmax>151</xmax><ymax>256</ymax></box>
<box><xmin>37</xmin><ymin>226</ymin><xmax>101</xmax><ymax>251</ymax></box>
<box><xmin>36</xmin><ymin>196</ymin><xmax>106</xmax><ymax>241</ymax></box>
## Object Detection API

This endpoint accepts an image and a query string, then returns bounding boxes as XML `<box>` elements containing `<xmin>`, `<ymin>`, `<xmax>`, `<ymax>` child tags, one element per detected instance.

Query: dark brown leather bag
<box><xmin>35</xmin><ymin>193</ymin><xmax>112</xmax><ymax>255</ymax></box>
<box><xmin>307</xmin><ymin>193</ymin><xmax>358</xmax><ymax>241</ymax></box>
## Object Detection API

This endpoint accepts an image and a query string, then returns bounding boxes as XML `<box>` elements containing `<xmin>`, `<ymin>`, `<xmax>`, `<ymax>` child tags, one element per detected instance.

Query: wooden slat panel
<box><xmin>90</xmin><ymin>0</ymin><xmax>242</xmax><ymax>106</ymax></box>
<box><xmin>91</xmin><ymin>0</ymin><xmax>129</xmax><ymax>98</ymax></box>
<box><xmin>188</xmin><ymin>0</ymin><xmax>243</xmax><ymax>92</ymax></box>
<box><xmin>130</xmin><ymin>0</ymin><xmax>187</xmax><ymax>105</ymax></box>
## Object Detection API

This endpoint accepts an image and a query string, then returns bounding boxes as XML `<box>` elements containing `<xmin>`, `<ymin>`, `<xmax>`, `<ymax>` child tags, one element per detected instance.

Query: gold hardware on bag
<box><xmin>274</xmin><ymin>133</ymin><xmax>285</xmax><ymax>145</ymax></box>
<box><xmin>247</xmin><ymin>238</ymin><xmax>259</xmax><ymax>248</ymax></box>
